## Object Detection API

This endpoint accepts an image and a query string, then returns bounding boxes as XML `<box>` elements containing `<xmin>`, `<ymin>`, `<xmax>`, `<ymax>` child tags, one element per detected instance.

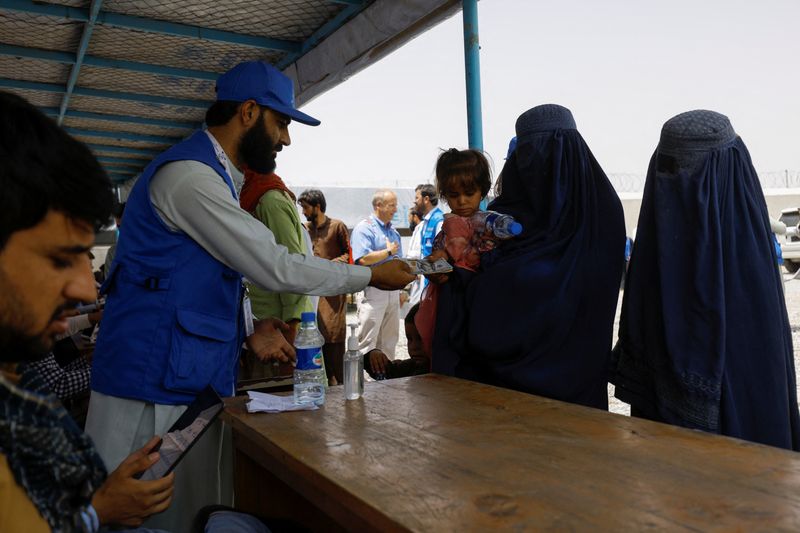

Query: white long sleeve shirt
<box><xmin>148</xmin><ymin>158</ymin><xmax>371</xmax><ymax>297</ymax></box>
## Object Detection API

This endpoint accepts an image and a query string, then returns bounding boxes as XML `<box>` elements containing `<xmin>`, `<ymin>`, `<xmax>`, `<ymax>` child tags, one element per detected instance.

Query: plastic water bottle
<box><xmin>470</xmin><ymin>211</ymin><xmax>522</xmax><ymax>239</ymax></box>
<box><xmin>293</xmin><ymin>312</ymin><xmax>326</xmax><ymax>406</ymax></box>
<box><xmin>343</xmin><ymin>323</ymin><xmax>363</xmax><ymax>400</ymax></box>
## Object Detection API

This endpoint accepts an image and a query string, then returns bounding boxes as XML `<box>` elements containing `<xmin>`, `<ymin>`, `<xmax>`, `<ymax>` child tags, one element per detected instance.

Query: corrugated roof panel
<box><xmin>71</xmin><ymin>134</ymin><xmax>170</xmax><ymax>150</ymax></box>
<box><xmin>78</xmin><ymin>65</ymin><xmax>216</xmax><ymax>101</ymax></box>
<box><xmin>43</xmin><ymin>1</ymin><xmax>87</xmax><ymax>8</ymax></box>
<box><xmin>101</xmin><ymin>0</ymin><xmax>340</xmax><ymax>41</ymax></box>
<box><xmin>0</xmin><ymin>0</ymin><xmax>454</xmax><ymax>185</ymax></box>
<box><xmin>69</xmin><ymin>93</ymin><xmax>206</xmax><ymax>122</ymax></box>
<box><xmin>0</xmin><ymin>11</ymin><xmax>81</xmax><ymax>52</ymax></box>
<box><xmin>3</xmin><ymin>87</ymin><xmax>62</xmax><ymax>107</ymax></box>
<box><xmin>62</xmin><ymin>115</ymin><xmax>193</xmax><ymax>137</ymax></box>
<box><xmin>0</xmin><ymin>56</ymin><xmax>70</xmax><ymax>84</ymax></box>
<box><xmin>92</xmin><ymin>149</ymin><xmax>153</xmax><ymax>160</ymax></box>
<box><xmin>87</xmin><ymin>25</ymin><xmax>285</xmax><ymax>72</ymax></box>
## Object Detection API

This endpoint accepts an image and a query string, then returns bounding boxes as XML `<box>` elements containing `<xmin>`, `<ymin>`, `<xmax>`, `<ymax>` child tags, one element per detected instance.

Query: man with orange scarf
<box><xmin>239</xmin><ymin>169</ymin><xmax>313</xmax><ymax>378</ymax></box>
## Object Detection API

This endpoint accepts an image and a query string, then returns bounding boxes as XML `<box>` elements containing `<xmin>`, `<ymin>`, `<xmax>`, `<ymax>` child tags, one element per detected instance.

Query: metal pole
<box><xmin>462</xmin><ymin>0</ymin><xmax>483</xmax><ymax>151</ymax></box>
<box><xmin>57</xmin><ymin>0</ymin><xmax>103</xmax><ymax>125</ymax></box>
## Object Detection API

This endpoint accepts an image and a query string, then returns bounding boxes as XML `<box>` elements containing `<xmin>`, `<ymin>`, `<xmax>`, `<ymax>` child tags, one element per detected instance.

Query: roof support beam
<box><xmin>0</xmin><ymin>44</ymin><xmax>218</xmax><ymax>81</ymax></box>
<box><xmin>0</xmin><ymin>77</ymin><xmax>208</xmax><ymax>107</ymax></box>
<box><xmin>65</xmin><ymin>127</ymin><xmax>179</xmax><ymax>144</ymax></box>
<box><xmin>1</xmin><ymin>0</ymin><xmax>299</xmax><ymax>52</ymax></box>
<box><xmin>58</xmin><ymin>0</ymin><xmax>102</xmax><ymax>125</ymax></box>
<box><xmin>276</xmin><ymin>3</ymin><xmax>366</xmax><ymax>69</ymax></box>
<box><xmin>41</xmin><ymin>107</ymin><xmax>195</xmax><ymax>129</ymax></box>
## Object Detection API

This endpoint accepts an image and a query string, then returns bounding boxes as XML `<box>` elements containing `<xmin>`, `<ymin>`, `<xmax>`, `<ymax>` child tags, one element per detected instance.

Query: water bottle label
<box><xmin>296</xmin><ymin>347</ymin><xmax>323</xmax><ymax>370</ymax></box>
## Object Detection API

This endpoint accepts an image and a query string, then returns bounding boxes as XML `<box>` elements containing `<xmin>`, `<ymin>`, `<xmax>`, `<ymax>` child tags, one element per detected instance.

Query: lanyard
<box><xmin>205</xmin><ymin>131</ymin><xmax>235</xmax><ymax>195</ymax></box>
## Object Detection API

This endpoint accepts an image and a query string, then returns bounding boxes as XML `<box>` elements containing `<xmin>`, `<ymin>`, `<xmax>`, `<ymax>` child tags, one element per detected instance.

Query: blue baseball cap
<box><xmin>215</xmin><ymin>61</ymin><xmax>321</xmax><ymax>126</ymax></box>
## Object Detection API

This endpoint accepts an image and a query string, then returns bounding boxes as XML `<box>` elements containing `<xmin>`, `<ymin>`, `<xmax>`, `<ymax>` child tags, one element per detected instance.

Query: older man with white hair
<box><xmin>351</xmin><ymin>190</ymin><xmax>403</xmax><ymax>359</ymax></box>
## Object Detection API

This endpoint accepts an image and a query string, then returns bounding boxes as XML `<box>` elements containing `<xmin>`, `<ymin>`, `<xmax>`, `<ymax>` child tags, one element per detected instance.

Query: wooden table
<box><xmin>223</xmin><ymin>374</ymin><xmax>800</xmax><ymax>532</ymax></box>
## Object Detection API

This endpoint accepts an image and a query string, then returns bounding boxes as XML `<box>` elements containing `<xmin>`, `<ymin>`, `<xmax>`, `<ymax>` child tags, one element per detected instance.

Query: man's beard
<box><xmin>0</xmin><ymin>323</ymin><xmax>52</xmax><ymax>363</ymax></box>
<box><xmin>0</xmin><ymin>270</ymin><xmax>64</xmax><ymax>362</ymax></box>
<box><xmin>238</xmin><ymin>111</ymin><xmax>277</xmax><ymax>174</ymax></box>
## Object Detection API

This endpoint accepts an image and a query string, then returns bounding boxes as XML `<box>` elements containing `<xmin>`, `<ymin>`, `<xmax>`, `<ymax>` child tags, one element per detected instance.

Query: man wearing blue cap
<box><xmin>85</xmin><ymin>61</ymin><xmax>414</xmax><ymax>532</ymax></box>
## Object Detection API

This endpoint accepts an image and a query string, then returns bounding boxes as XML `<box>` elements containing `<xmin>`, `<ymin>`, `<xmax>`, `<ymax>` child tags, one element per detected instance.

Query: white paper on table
<box><xmin>246</xmin><ymin>391</ymin><xmax>319</xmax><ymax>413</ymax></box>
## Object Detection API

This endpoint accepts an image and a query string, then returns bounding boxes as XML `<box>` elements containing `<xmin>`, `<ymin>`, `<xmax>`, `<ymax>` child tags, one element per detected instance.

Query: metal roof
<box><xmin>0</xmin><ymin>0</ymin><xmax>461</xmax><ymax>183</ymax></box>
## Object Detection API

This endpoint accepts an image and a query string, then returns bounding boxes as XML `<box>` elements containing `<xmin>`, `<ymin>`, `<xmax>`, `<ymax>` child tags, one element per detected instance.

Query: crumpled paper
<box><xmin>246</xmin><ymin>391</ymin><xmax>319</xmax><ymax>413</ymax></box>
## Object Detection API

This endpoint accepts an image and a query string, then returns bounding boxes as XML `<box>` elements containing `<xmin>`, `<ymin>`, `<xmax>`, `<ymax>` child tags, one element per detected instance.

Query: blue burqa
<box><xmin>611</xmin><ymin>110</ymin><xmax>800</xmax><ymax>450</ymax></box>
<box><xmin>432</xmin><ymin>104</ymin><xmax>626</xmax><ymax>409</ymax></box>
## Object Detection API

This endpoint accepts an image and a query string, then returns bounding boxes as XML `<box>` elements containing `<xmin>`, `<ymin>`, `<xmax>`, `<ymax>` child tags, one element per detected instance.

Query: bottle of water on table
<box><xmin>293</xmin><ymin>312</ymin><xmax>326</xmax><ymax>406</ymax></box>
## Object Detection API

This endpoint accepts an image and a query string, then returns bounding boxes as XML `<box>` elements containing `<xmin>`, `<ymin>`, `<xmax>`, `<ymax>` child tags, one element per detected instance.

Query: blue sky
<box><xmin>277</xmin><ymin>0</ymin><xmax>800</xmax><ymax>190</ymax></box>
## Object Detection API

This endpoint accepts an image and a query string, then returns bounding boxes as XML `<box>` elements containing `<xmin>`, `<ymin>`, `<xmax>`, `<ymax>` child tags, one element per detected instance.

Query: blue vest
<box><xmin>92</xmin><ymin>131</ymin><xmax>245</xmax><ymax>405</ymax></box>
<box><xmin>420</xmin><ymin>207</ymin><xmax>444</xmax><ymax>259</ymax></box>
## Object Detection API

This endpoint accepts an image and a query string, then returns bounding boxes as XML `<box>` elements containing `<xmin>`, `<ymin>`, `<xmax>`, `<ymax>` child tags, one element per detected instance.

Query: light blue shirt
<box><xmin>351</xmin><ymin>214</ymin><xmax>402</xmax><ymax>265</ymax></box>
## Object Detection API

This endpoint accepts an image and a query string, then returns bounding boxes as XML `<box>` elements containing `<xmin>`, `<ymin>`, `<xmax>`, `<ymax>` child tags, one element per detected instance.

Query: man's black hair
<box><xmin>415</xmin><ymin>183</ymin><xmax>438</xmax><ymax>206</ymax></box>
<box><xmin>298</xmin><ymin>189</ymin><xmax>327</xmax><ymax>213</ymax></box>
<box><xmin>0</xmin><ymin>91</ymin><xmax>115</xmax><ymax>249</ymax></box>
<box><xmin>205</xmin><ymin>100</ymin><xmax>241</xmax><ymax>127</ymax></box>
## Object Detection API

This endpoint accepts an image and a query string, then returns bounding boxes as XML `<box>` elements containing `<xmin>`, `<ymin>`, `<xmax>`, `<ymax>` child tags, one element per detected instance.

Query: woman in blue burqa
<box><xmin>431</xmin><ymin>104</ymin><xmax>626</xmax><ymax>409</ymax></box>
<box><xmin>611</xmin><ymin>110</ymin><xmax>800</xmax><ymax>450</ymax></box>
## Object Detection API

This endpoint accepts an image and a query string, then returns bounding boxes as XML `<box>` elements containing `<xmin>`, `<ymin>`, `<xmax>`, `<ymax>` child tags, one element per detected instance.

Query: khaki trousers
<box><xmin>356</xmin><ymin>287</ymin><xmax>400</xmax><ymax>359</ymax></box>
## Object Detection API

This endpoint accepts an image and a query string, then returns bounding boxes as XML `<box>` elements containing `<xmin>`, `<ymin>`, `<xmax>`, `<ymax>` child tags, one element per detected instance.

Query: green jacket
<box><xmin>246</xmin><ymin>189</ymin><xmax>312</xmax><ymax>322</ymax></box>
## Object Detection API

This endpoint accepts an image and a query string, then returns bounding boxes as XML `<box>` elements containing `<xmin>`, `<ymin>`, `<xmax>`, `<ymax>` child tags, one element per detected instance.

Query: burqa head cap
<box><xmin>515</xmin><ymin>104</ymin><xmax>577</xmax><ymax>139</ymax></box>
<box><xmin>658</xmin><ymin>110</ymin><xmax>736</xmax><ymax>156</ymax></box>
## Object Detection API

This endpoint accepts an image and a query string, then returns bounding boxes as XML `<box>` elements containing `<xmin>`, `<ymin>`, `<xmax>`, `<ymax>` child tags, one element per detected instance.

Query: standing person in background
<box><xmin>414</xmin><ymin>184</ymin><xmax>444</xmax><ymax>263</ymax></box>
<box><xmin>408</xmin><ymin>208</ymin><xmax>422</xmax><ymax>237</ymax></box>
<box><xmin>239</xmin><ymin>170</ymin><xmax>311</xmax><ymax>380</ymax></box>
<box><xmin>351</xmin><ymin>190</ymin><xmax>403</xmax><ymax>358</ymax></box>
<box><xmin>299</xmin><ymin>189</ymin><xmax>351</xmax><ymax>385</ymax></box>
<box><xmin>406</xmin><ymin>208</ymin><xmax>424</xmax><ymax>307</ymax></box>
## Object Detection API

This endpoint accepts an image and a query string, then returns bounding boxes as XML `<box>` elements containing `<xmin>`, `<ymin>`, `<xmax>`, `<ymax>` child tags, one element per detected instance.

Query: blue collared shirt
<box><xmin>351</xmin><ymin>215</ymin><xmax>402</xmax><ymax>265</ymax></box>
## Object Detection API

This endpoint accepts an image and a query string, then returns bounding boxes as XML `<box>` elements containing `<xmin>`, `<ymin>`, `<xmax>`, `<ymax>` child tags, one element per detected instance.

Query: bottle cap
<box><xmin>509</xmin><ymin>222</ymin><xmax>523</xmax><ymax>236</ymax></box>
<box><xmin>301</xmin><ymin>312</ymin><xmax>316</xmax><ymax>323</ymax></box>
<box><xmin>347</xmin><ymin>323</ymin><xmax>359</xmax><ymax>351</ymax></box>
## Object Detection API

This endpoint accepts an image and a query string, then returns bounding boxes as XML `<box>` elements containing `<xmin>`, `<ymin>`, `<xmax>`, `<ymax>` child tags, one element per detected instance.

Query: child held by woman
<box><xmin>415</xmin><ymin>148</ymin><xmax>495</xmax><ymax>355</ymax></box>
